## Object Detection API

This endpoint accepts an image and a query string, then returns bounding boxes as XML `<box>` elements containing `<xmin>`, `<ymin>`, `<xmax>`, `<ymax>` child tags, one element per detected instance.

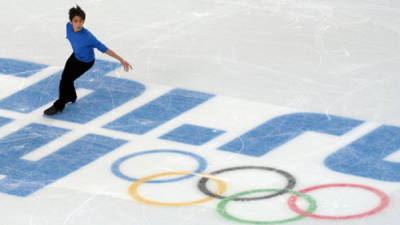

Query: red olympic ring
<box><xmin>288</xmin><ymin>183</ymin><xmax>390</xmax><ymax>220</ymax></box>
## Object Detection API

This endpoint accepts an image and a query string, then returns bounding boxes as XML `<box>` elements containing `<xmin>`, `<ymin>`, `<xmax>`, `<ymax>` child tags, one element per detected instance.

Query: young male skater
<box><xmin>44</xmin><ymin>5</ymin><xmax>132</xmax><ymax>115</ymax></box>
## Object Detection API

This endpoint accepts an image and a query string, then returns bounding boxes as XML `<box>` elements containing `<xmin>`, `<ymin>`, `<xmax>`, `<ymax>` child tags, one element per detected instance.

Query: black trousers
<box><xmin>54</xmin><ymin>53</ymin><xmax>95</xmax><ymax>110</ymax></box>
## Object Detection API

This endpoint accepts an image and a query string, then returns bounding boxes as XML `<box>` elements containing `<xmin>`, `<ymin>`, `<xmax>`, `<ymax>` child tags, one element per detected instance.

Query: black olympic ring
<box><xmin>197</xmin><ymin>166</ymin><xmax>296</xmax><ymax>201</ymax></box>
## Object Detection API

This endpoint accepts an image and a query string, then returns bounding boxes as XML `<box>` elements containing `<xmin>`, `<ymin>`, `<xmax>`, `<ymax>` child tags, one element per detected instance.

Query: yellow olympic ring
<box><xmin>129</xmin><ymin>171</ymin><xmax>227</xmax><ymax>207</ymax></box>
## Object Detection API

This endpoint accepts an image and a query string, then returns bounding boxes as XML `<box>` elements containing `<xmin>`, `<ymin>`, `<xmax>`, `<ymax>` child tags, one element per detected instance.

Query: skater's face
<box><xmin>70</xmin><ymin>16</ymin><xmax>84</xmax><ymax>32</ymax></box>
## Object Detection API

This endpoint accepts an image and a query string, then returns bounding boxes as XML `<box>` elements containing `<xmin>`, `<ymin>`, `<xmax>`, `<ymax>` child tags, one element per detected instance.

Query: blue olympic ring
<box><xmin>111</xmin><ymin>149</ymin><xmax>208</xmax><ymax>183</ymax></box>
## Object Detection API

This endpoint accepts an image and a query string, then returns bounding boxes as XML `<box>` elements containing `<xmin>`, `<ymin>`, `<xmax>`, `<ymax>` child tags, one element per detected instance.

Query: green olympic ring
<box><xmin>217</xmin><ymin>189</ymin><xmax>317</xmax><ymax>224</ymax></box>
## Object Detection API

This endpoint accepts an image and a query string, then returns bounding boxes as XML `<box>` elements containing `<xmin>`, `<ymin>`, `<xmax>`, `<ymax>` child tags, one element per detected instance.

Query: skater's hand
<box><xmin>121</xmin><ymin>59</ymin><xmax>133</xmax><ymax>72</ymax></box>
<box><xmin>105</xmin><ymin>49</ymin><xmax>133</xmax><ymax>71</ymax></box>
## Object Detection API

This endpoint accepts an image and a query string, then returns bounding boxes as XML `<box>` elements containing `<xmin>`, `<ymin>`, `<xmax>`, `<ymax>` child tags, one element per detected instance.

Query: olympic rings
<box><xmin>217</xmin><ymin>189</ymin><xmax>317</xmax><ymax>224</ymax></box>
<box><xmin>129</xmin><ymin>171</ymin><xmax>227</xmax><ymax>207</ymax></box>
<box><xmin>112</xmin><ymin>149</ymin><xmax>207</xmax><ymax>183</ymax></box>
<box><xmin>116</xmin><ymin>150</ymin><xmax>390</xmax><ymax>224</ymax></box>
<box><xmin>198</xmin><ymin>166</ymin><xmax>296</xmax><ymax>201</ymax></box>
<box><xmin>288</xmin><ymin>183</ymin><xmax>390</xmax><ymax>220</ymax></box>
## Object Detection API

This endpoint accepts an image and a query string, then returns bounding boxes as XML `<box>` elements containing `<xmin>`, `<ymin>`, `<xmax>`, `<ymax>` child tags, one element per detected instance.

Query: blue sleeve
<box><xmin>88</xmin><ymin>31</ymin><xmax>108</xmax><ymax>53</ymax></box>
<box><xmin>66</xmin><ymin>22</ymin><xmax>72</xmax><ymax>36</ymax></box>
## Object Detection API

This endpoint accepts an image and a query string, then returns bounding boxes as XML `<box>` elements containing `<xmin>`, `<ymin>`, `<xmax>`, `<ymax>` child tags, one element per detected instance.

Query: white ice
<box><xmin>0</xmin><ymin>0</ymin><xmax>399</xmax><ymax>225</ymax></box>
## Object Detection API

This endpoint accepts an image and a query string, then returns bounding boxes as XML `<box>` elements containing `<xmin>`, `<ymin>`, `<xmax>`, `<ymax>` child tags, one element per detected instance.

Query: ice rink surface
<box><xmin>0</xmin><ymin>0</ymin><xmax>400</xmax><ymax>224</ymax></box>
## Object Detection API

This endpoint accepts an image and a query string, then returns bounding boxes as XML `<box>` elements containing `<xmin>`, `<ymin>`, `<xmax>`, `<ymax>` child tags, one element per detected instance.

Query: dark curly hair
<box><xmin>69</xmin><ymin>5</ymin><xmax>85</xmax><ymax>21</ymax></box>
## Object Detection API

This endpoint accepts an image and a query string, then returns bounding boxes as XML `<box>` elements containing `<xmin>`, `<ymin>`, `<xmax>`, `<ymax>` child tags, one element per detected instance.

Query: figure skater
<box><xmin>44</xmin><ymin>5</ymin><xmax>132</xmax><ymax>115</ymax></box>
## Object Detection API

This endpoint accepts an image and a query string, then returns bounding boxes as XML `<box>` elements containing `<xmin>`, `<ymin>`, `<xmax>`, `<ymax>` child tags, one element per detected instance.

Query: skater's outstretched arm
<box><xmin>105</xmin><ymin>49</ymin><xmax>133</xmax><ymax>72</ymax></box>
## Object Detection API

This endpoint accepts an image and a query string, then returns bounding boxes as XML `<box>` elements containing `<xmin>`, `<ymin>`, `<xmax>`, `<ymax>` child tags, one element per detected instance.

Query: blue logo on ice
<box><xmin>0</xmin><ymin>58</ymin><xmax>399</xmax><ymax>197</ymax></box>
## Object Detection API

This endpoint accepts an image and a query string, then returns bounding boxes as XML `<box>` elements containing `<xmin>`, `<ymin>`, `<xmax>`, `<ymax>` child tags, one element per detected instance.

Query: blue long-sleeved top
<box><xmin>66</xmin><ymin>22</ymin><xmax>108</xmax><ymax>63</ymax></box>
